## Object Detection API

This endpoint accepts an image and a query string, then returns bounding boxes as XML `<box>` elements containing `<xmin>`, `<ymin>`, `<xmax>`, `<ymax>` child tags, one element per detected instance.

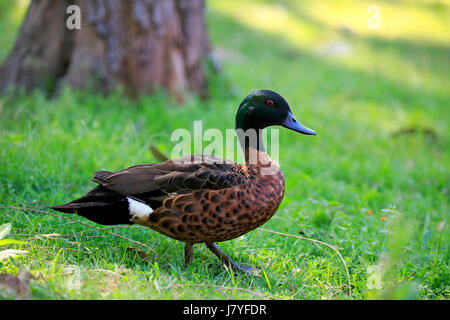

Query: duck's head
<box><xmin>235</xmin><ymin>90</ymin><xmax>316</xmax><ymax>135</ymax></box>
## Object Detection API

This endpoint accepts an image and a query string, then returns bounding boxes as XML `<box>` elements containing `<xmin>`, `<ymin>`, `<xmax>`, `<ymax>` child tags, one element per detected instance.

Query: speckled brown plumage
<box><xmin>145</xmin><ymin>156</ymin><xmax>284</xmax><ymax>245</ymax></box>
<box><xmin>91</xmin><ymin>153</ymin><xmax>284</xmax><ymax>244</ymax></box>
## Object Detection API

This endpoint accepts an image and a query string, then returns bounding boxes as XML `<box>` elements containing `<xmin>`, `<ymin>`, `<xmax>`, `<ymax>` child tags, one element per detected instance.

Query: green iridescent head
<box><xmin>235</xmin><ymin>89</ymin><xmax>316</xmax><ymax>135</ymax></box>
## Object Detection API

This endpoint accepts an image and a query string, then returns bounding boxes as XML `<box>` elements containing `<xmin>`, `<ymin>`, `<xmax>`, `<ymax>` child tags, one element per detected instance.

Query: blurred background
<box><xmin>0</xmin><ymin>0</ymin><xmax>448</xmax><ymax>299</ymax></box>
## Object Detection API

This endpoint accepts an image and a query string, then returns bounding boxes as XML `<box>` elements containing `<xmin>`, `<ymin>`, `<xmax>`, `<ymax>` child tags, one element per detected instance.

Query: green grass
<box><xmin>0</xmin><ymin>0</ymin><xmax>449</xmax><ymax>299</ymax></box>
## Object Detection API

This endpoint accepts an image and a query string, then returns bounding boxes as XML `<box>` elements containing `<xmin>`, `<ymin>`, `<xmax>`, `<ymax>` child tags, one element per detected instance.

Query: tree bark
<box><xmin>0</xmin><ymin>0</ymin><xmax>210</xmax><ymax>101</ymax></box>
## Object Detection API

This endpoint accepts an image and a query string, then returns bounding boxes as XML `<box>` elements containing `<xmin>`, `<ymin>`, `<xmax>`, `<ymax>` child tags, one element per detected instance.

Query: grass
<box><xmin>0</xmin><ymin>0</ymin><xmax>449</xmax><ymax>299</ymax></box>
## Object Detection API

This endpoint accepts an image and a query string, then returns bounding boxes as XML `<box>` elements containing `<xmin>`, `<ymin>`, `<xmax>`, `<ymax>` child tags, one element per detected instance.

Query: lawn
<box><xmin>0</xmin><ymin>0</ymin><xmax>448</xmax><ymax>299</ymax></box>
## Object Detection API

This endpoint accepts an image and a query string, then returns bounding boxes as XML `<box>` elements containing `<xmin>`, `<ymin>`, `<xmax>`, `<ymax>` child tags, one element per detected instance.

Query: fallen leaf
<box><xmin>127</xmin><ymin>246</ymin><xmax>153</xmax><ymax>262</ymax></box>
<box><xmin>0</xmin><ymin>269</ymin><xmax>32</xmax><ymax>299</ymax></box>
<box><xmin>149</xmin><ymin>145</ymin><xmax>169</xmax><ymax>162</ymax></box>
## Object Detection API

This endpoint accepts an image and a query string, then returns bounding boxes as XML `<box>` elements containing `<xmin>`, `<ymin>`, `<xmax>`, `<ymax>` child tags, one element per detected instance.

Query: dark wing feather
<box><xmin>91</xmin><ymin>155</ymin><xmax>247</xmax><ymax>196</ymax></box>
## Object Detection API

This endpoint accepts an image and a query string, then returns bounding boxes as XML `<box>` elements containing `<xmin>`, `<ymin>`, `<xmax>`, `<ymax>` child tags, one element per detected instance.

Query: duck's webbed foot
<box><xmin>205</xmin><ymin>242</ymin><xmax>260</xmax><ymax>275</ymax></box>
<box><xmin>184</xmin><ymin>243</ymin><xmax>194</xmax><ymax>267</ymax></box>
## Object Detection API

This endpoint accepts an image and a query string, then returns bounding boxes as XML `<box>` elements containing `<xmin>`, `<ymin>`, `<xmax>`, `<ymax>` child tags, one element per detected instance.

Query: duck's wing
<box><xmin>91</xmin><ymin>154</ymin><xmax>247</xmax><ymax>196</ymax></box>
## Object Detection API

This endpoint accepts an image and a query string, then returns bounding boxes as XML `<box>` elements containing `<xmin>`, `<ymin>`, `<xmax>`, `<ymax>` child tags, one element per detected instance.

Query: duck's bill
<box><xmin>282</xmin><ymin>111</ymin><xmax>316</xmax><ymax>135</ymax></box>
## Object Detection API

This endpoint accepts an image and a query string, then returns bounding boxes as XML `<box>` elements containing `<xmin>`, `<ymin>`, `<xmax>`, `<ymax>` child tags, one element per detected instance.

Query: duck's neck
<box><xmin>236</xmin><ymin>128</ymin><xmax>265</xmax><ymax>165</ymax></box>
<box><xmin>235</xmin><ymin>114</ymin><xmax>273</xmax><ymax>168</ymax></box>
<box><xmin>235</xmin><ymin>106</ymin><xmax>277</xmax><ymax>167</ymax></box>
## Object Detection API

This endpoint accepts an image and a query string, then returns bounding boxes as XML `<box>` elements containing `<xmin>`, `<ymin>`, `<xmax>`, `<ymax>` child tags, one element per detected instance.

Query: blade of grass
<box><xmin>258</xmin><ymin>228</ymin><xmax>352</xmax><ymax>297</ymax></box>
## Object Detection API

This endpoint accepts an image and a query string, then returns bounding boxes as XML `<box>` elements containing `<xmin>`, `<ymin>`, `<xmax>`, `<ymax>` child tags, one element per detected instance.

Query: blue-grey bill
<box><xmin>282</xmin><ymin>111</ymin><xmax>316</xmax><ymax>135</ymax></box>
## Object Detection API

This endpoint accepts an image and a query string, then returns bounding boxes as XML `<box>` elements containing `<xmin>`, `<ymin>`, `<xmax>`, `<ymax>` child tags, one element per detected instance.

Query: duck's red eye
<box><xmin>265</xmin><ymin>99</ymin><xmax>275</xmax><ymax>107</ymax></box>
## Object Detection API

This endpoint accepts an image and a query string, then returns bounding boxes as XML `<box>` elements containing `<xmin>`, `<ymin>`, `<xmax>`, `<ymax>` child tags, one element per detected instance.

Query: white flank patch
<box><xmin>127</xmin><ymin>197</ymin><xmax>153</xmax><ymax>221</ymax></box>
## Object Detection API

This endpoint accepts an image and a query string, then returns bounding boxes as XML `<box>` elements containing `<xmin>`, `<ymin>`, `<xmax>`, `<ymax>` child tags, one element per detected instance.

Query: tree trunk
<box><xmin>0</xmin><ymin>0</ymin><xmax>210</xmax><ymax>101</ymax></box>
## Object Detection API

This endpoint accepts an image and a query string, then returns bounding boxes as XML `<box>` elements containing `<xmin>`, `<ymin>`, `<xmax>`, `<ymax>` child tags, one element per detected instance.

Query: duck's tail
<box><xmin>49</xmin><ymin>185</ymin><xmax>152</xmax><ymax>226</ymax></box>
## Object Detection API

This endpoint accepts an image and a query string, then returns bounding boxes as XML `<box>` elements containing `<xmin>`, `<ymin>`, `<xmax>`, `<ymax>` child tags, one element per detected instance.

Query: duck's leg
<box><xmin>184</xmin><ymin>243</ymin><xmax>194</xmax><ymax>266</ymax></box>
<box><xmin>205</xmin><ymin>242</ymin><xmax>257</xmax><ymax>274</ymax></box>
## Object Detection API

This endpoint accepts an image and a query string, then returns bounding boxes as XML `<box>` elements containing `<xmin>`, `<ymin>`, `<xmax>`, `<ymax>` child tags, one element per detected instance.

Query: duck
<box><xmin>51</xmin><ymin>90</ymin><xmax>316</xmax><ymax>273</ymax></box>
